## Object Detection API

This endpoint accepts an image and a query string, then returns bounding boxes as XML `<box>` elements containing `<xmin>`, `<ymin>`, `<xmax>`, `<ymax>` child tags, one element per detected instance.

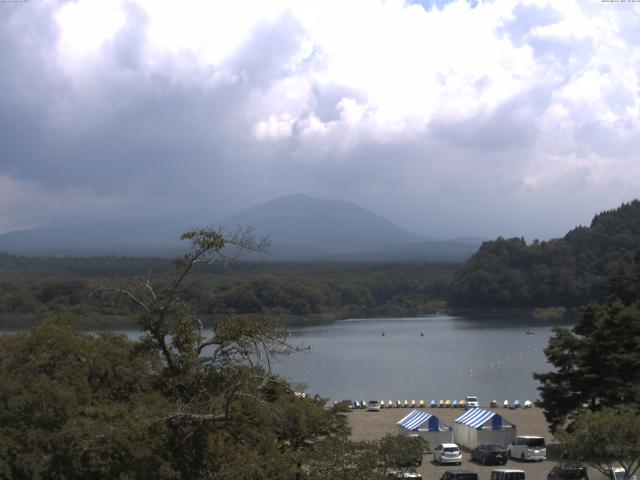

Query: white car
<box><xmin>367</xmin><ymin>400</ymin><xmax>381</xmax><ymax>411</ymax></box>
<box><xmin>507</xmin><ymin>436</ymin><xmax>546</xmax><ymax>461</ymax></box>
<box><xmin>433</xmin><ymin>443</ymin><xmax>462</xmax><ymax>465</ymax></box>
<box><xmin>466</xmin><ymin>395</ymin><xmax>479</xmax><ymax>408</ymax></box>
<box><xmin>387</xmin><ymin>472</ymin><xmax>423</xmax><ymax>480</ymax></box>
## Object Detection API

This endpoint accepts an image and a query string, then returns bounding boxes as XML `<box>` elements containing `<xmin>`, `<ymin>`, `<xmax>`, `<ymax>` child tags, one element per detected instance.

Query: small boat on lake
<box><xmin>525</xmin><ymin>330</ymin><xmax>535</xmax><ymax>334</ymax></box>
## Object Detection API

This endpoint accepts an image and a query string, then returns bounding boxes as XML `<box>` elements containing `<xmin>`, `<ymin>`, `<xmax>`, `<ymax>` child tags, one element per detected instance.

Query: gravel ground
<box><xmin>347</xmin><ymin>406</ymin><xmax>608</xmax><ymax>480</ymax></box>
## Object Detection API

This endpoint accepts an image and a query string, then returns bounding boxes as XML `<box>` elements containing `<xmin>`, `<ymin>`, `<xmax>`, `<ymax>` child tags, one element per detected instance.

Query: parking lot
<box><xmin>348</xmin><ymin>407</ymin><xmax>609</xmax><ymax>480</ymax></box>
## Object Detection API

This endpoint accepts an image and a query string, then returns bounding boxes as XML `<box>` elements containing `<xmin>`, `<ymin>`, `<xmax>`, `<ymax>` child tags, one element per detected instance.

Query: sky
<box><xmin>0</xmin><ymin>0</ymin><xmax>639</xmax><ymax>239</ymax></box>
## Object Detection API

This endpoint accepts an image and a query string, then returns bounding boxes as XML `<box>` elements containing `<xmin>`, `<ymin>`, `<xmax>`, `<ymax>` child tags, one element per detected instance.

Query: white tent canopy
<box><xmin>453</xmin><ymin>408</ymin><xmax>516</xmax><ymax>449</ymax></box>
<box><xmin>396</xmin><ymin>410</ymin><xmax>453</xmax><ymax>448</ymax></box>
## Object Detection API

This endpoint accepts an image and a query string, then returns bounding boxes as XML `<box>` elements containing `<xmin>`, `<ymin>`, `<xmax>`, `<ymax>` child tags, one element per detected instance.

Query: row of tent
<box><xmin>396</xmin><ymin>408</ymin><xmax>516</xmax><ymax>449</ymax></box>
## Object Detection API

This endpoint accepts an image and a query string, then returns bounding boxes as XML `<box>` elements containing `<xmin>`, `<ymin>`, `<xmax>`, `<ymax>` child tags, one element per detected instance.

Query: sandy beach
<box><xmin>348</xmin><ymin>406</ymin><xmax>609</xmax><ymax>480</ymax></box>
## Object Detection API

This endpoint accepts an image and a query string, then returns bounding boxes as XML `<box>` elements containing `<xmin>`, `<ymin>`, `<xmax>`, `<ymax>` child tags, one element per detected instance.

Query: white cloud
<box><xmin>254</xmin><ymin>113</ymin><xmax>294</xmax><ymax>140</ymax></box>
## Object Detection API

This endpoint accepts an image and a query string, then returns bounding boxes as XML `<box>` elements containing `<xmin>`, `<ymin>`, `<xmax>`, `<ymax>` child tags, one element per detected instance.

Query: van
<box><xmin>507</xmin><ymin>436</ymin><xmax>546</xmax><ymax>461</ymax></box>
<box><xmin>368</xmin><ymin>400</ymin><xmax>381</xmax><ymax>411</ymax></box>
<box><xmin>490</xmin><ymin>469</ymin><xmax>525</xmax><ymax>480</ymax></box>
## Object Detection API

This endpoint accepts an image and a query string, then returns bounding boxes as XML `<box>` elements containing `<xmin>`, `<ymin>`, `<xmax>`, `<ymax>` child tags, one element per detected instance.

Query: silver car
<box><xmin>433</xmin><ymin>443</ymin><xmax>462</xmax><ymax>465</ymax></box>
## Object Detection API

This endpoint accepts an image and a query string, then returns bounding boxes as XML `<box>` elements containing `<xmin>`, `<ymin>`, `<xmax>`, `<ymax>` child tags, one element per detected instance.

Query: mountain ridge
<box><xmin>0</xmin><ymin>194</ymin><xmax>479</xmax><ymax>260</ymax></box>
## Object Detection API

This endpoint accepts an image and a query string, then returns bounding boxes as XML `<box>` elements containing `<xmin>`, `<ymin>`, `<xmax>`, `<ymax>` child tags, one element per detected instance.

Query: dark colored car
<box><xmin>439</xmin><ymin>471</ymin><xmax>479</xmax><ymax>480</ymax></box>
<box><xmin>547</xmin><ymin>465</ymin><xmax>589</xmax><ymax>480</ymax></box>
<box><xmin>470</xmin><ymin>443</ymin><xmax>508</xmax><ymax>465</ymax></box>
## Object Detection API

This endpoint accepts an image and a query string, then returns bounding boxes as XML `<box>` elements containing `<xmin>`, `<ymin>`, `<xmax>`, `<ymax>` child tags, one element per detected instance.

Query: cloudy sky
<box><xmin>1</xmin><ymin>0</ymin><xmax>639</xmax><ymax>239</ymax></box>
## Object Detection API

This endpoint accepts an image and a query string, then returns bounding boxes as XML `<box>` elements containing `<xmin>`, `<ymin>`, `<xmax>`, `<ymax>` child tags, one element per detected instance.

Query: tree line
<box><xmin>449</xmin><ymin>200</ymin><xmax>640</xmax><ymax>310</ymax></box>
<box><xmin>0</xmin><ymin>258</ymin><xmax>455</xmax><ymax>329</ymax></box>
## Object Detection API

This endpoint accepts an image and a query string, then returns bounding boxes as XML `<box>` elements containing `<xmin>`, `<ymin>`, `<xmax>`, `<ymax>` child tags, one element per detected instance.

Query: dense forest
<box><xmin>0</xmin><ymin>229</ymin><xmax>427</xmax><ymax>479</ymax></box>
<box><xmin>448</xmin><ymin>200</ymin><xmax>640</xmax><ymax>310</ymax></box>
<box><xmin>0</xmin><ymin>254</ymin><xmax>455</xmax><ymax>328</ymax></box>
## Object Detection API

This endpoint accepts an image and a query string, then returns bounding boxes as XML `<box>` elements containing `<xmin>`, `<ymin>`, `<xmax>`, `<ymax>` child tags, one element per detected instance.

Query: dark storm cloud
<box><xmin>430</xmin><ymin>87</ymin><xmax>552</xmax><ymax>153</ymax></box>
<box><xmin>0</xmin><ymin>3</ymin><xmax>67</xmax><ymax>177</ymax></box>
<box><xmin>232</xmin><ymin>11</ymin><xmax>308</xmax><ymax>89</ymax></box>
<box><xmin>0</xmin><ymin>0</ymin><xmax>639</xmax><ymax>238</ymax></box>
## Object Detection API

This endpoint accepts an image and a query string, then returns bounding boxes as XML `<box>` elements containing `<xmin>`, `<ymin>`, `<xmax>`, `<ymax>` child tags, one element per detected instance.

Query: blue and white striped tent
<box><xmin>397</xmin><ymin>410</ymin><xmax>453</xmax><ymax>446</ymax></box>
<box><xmin>453</xmin><ymin>408</ymin><xmax>516</xmax><ymax>449</ymax></box>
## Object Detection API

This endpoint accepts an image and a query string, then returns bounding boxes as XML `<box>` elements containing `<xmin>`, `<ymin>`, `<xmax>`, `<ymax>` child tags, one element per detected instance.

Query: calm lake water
<box><xmin>3</xmin><ymin>314</ymin><xmax>571</xmax><ymax>404</ymax></box>
<box><xmin>269</xmin><ymin>314</ymin><xmax>572</xmax><ymax>403</ymax></box>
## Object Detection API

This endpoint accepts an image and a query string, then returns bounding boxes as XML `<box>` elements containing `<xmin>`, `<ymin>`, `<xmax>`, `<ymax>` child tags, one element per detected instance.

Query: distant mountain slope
<box><xmin>0</xmin><ymin>218</ymin><xmax>189</xmax><ymax>255</ymax></box>
<box><xmin>449</xmin><ymin>200</ymin><xmax>640</xmax><ymax>309</ymax></box>
<box><xmin>218</xmin><ymin>194</ymin><xmax>424</xmax><ymax>253</ymax></box>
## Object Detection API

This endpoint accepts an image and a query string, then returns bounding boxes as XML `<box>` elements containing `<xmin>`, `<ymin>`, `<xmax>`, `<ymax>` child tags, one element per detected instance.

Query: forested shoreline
<box><xmin>0</xmin><ymin>254</ymin><xmax>455</xmax><ymax>329</ymax></box>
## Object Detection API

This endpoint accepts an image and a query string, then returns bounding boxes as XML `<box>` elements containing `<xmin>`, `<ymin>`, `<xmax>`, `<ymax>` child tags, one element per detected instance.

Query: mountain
<box><xmin>218</xmin><ymin>194</ymin><xmax>424</xmax><ymax>254</ymax></box>
<box><xmin>0</xmin><ymin>194</ymin><xmax>481</xmax><ymax>260</ymax></box>
<box><xmin>448</xmin><ymin>200</ymin><xmax>640</xmax><ymax>309</ymax></box>
<box><xmin>0</xmin><ymin>218</ymin><xmax>189</xmax><ymax>256</ymax></box>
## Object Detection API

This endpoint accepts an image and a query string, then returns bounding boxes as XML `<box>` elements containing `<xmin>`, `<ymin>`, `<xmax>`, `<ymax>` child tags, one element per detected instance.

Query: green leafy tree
<box><xmin>534</xmin><ymin>251</ymin><xmax>640</xmax><ymax>431</ymax></box>
<box><xmin>557</xmin><ymin>405</ymin><xmax>640</xmax><ymax>480</ymax></box>
<box><xmin>0</xmin><ymin>318</ymin><xmax>168</xmax><ymax>479</ymax></box>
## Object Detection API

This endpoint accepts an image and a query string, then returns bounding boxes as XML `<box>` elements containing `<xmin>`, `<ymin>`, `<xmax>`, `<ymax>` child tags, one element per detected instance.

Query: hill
<box><xmin>448</xmin><ymin>200</ymin><xmax>640</xmax><ymax>309</ymax></box>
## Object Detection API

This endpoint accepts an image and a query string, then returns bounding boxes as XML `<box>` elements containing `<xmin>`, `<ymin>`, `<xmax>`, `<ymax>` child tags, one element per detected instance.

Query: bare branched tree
<box><xmin>94</xmin><ymin>227</ymin><xmax>298</xmax><ymax>422</ymax></box>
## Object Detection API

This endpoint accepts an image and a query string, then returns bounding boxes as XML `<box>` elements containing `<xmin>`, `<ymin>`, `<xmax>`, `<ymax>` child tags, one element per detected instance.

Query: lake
<box><xmin>269</xmin><ymin>314</ymin><xmax>572</xmax><ymax>403</ymax></box>
<box><xmin>4</xmin><ymin>314</ymin><xmax>570</xmax><ymax>404</ymax></box>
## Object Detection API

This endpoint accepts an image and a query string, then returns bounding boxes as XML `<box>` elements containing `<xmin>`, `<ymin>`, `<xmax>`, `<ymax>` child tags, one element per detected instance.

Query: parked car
<box><xmin>470</xmin><ymin>443</ymin><xmax>508</xmax><ymax>465</ymax></box>
<box><xmin>608</xmin><ymin>467</ymin><xmax>637</xmax><ymax>480</ymax></box>
<box><xmin>387</xmin><ymin>472</ymin><xmax>423</xmax><ymax>479</ymax></box>
<box><xmin>433</xmin><ymin>443</ymin><xmax>462</xmax><ymax>465</ymax></box>
<box><xmin>507</xmin><ymin>436</ymin><xmax>546</xmax><ymax>461</ymax></box>
<box><xmin>490</xmin><ymin>469</ymin><xmax>525</xmax><ymax>480</ymax></box>
<box><xmin>368</xmin><ymin>400</ymin><xmax>381</xmax><ymax>411</ymax></box>
<box><xmin>547</xmin><ymin>464</ymin><xmax>589</xmax><ymax>480</ymax></box>
<box><xmin>466</xmin><ymin>395</ymin><xmax>479</xmax><ymax>408</ymax></box>
<box><xmin>438</xmin><ymin>471</ymin><xmax>478</xmax><ymax>480</ymax></box>
<box><xmin>338</xmin><ymin>400</ymin><xmax>354</xmax><ymax>411</ymax></box>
